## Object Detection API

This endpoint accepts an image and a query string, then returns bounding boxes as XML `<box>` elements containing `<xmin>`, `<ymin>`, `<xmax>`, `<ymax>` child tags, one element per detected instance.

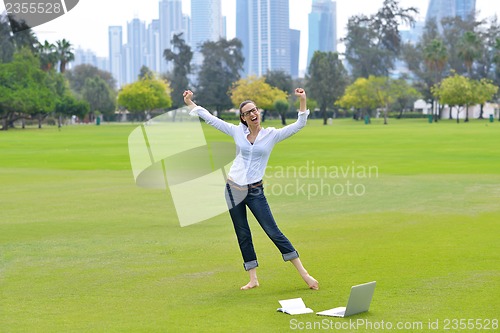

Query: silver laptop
<box><xmin>316</xmin><ymin>281</ymin><xmax>376</xmax><ymax>317</ymax></box>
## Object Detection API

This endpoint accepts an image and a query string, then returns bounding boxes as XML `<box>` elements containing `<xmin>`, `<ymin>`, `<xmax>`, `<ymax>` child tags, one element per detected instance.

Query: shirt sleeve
<box><xmin>274</xmin><ymin>109</ymin><xmax>310</xmax><ymax>143</ymax></box>
<box><xmin>189</xmin><ymin>105</ymin><xmax>236</xmax><ymax>137</ymax></box>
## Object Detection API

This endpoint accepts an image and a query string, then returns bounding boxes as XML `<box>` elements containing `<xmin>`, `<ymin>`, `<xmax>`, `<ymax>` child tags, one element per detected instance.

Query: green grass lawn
<box><xmin>1</xmin><ymin>118</ymin><xmax>499</xmax><ymax>332</ymax></box>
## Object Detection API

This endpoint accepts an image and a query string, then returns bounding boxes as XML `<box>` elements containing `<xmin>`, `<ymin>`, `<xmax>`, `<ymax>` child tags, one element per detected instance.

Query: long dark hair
<box><xmin>239</xmin><ymin>100</ymin><xmax>255</xmax><ymax>127</ymax></box>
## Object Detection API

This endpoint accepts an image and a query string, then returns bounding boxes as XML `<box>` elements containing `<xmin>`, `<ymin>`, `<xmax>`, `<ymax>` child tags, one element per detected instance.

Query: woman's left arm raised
<box><xmin>275</xmin><ymin>88</ymin><xmax>310</xmax><ymax>143</ymax></box>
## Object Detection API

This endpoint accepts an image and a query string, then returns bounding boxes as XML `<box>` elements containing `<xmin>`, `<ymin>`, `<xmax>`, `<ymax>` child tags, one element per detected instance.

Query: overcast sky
<box><xmin>2</xmin><ymin>0</ymin><xmax>498</xmax><ymax>71</ymax></box>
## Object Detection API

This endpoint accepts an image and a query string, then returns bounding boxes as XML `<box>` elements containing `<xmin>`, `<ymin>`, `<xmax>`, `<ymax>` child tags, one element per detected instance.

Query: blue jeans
<box><xmin>225</xmin><ymin>180</ymin><xmax>299</xmax><ymax>271</ymax></box>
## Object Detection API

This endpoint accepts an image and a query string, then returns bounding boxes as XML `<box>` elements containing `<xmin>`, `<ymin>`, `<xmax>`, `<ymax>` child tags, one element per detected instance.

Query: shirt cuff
<box><xmin>189</xmin><ymin>105</ymin><xmax>203</xmax><ymax>117</ymax></box>
<box><xmin>298</xmin><ymin>109</ymin><xmax>310</xmax><ymax>116</ymax></box>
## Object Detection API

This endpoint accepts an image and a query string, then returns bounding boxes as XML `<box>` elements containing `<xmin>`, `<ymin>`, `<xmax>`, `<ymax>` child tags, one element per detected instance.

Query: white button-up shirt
<box><xmin>190</xmin><ymin>106</ymin><xmax>310</xmax><ymax>186</ymax></box>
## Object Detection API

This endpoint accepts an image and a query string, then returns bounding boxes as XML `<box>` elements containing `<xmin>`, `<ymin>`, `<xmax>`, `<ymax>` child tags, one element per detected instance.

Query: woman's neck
<box><xmin>248</xmin><ymin>124</ymin><xmax>261</xmax><ymax>134</ymax></box>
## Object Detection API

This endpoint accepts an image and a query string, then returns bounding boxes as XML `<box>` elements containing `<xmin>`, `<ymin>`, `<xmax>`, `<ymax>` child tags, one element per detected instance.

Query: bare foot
<box><xmin>240</xmin><ymin>281</ymin><xmax>259</xmax><ymax>290</ymax></box>
<box><xmin>302</xmin><ymin>274</ymin><xmax>319</xmax><ymax>290</ymax></box>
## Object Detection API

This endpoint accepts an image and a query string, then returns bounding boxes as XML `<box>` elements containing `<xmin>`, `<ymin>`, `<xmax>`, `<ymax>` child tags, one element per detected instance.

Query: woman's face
<box><xmin>240</xmin><ymin>103</ymin><xmax>260</xmax><ymax>126</ymax></box>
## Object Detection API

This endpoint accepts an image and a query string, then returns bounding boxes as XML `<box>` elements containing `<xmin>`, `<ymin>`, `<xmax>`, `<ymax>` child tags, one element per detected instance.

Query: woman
<box><xmin>183</xmin><ymin>88</ymin><xmax>318</xmax><ymax>291</ymax></box>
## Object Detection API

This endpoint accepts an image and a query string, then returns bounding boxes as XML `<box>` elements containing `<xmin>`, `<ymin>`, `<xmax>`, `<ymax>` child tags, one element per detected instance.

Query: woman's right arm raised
<box><xmin>183</xmin><ymin>90</ymin><xmax>235</xmax><ymax>136</ymax></box>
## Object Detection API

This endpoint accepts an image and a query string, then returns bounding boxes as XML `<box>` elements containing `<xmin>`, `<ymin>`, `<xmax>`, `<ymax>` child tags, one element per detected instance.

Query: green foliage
<box><xmin>65</xmin><ymin>64</ymin><xmax>117</xmax><ymax>94</ymax></box>
<box><xmin>163</xmin><ymin>33</ymin><xmax>193</xmax><ymax>109</ymax></box>
<box><xmin>117</xmin><ymin>77</ymin><xmax>171</xmax><ymax>118</ymax></box>
<box><xmin>230</xmin><ymin>76</ymin><xmax>287</xmax><ymax>110</ymax></box>
<box><xmin>0</xmin><ymin>49</ymin><xmax>57</xmax><ymax>129</ymax></box>
<box><xmin>264</xmin><ymin>70</ymin><xmax>293</xmax><ymax>94</ymax></box>
<box><xmin>55</xmin><ymin>39</ymin><xmax>74</xmax><ymax>73</ymax></box>
<box><xmin>82</xmin><ymin>77</ymin><xmax>116</xmax><ymax>118</ymax></box>
<box><xmin>342</xmin><ymin>0</ymin><xmax>418</xmax><ymax>77</ymax></box>
<box><xmin>196</xmin><ymin>38</ymin><xmax>244</xmax><ymax>112</ymax></box>
<box><xmin>55</xmin><ymin>94</ymin><xmax>89</xmax><ymax>118</ymax></box>
<box><xmin>306</xmin><ymin>51</ymin><xmax>349</xmax><ymax>124</ymax></box>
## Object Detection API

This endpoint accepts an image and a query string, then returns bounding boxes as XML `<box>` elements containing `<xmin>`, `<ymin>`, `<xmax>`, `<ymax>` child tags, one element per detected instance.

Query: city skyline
<box><xmin>5</xmin><ymin>0</ymin><xmax>497</xmax><ymax>72</ymax></box>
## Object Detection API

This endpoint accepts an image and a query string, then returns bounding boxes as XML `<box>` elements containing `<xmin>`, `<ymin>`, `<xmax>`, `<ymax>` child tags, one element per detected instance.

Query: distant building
<box><xmin>290</xmin><ymin>29</ymin><xmax>300</xmax><ymax>78</ymax></box>
<box><xmin>236</xmin><ymin>0</ymin><xmax>291</xmax><ymax>77</ymax></box>
<box><xmin>108</xmin><ymin>26</ymin><xmax>123</xmax><ymax>86</ymax></box>
<box><xmin>126</xmin><ymin>18</ymin><xmax>147</xmax><ymax>83</ymax></box>
<box><xmin>307</xmin><ymin>0</ymin><xmax>337</xmax><ymax>69</ymax></box>
<box><xmin>146</xmin><ymin>19</ymin><xmax>161</xmax><ymax>74</ymax></box>
<box><xmin>191</xmin><ymin>0</ymin><xmax>224</xmax><ymax>68</ymax></box>
<box><xmin>73</xmin><ymin>47</ymin><xmax>109</xmax><ymax>72</ymax></box>
<box><xmin>159</xmin><ymin>0</ymin><xmax>184</xmax><ymax>73</ymax></box>
<box><xmin>426</xmin><ymin>0</ymin><xmax>476</xmax><ymax>29</ymax></box>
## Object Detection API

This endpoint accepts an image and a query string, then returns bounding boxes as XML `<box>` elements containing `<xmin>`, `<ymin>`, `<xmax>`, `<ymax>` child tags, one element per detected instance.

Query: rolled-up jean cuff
<box><xmin>244</xmin><ymin>260</ymin><xmax>258</xmax><ymax>271</ymax></box>
<box><xmin>282</xmin><ymin>251</ymin><xmax>299</xmax><ymax>261</ymax></box>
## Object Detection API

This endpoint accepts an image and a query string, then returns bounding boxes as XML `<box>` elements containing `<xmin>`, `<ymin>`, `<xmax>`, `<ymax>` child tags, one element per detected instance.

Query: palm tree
<box><xmin>55</xmin><ymin>39</ymin><xmax>74</xmax><ymax>73</ymax></box>
<box><xmin>37</xmin><ymin>40</ymin><xmax>57</xmax><ymax>71</ymax></box>
<box><xmin>457</xmin><ymin>31</ymin><xmax>481</xmax><ymax>78</ymax></box>
<box><xmin>423</xmin><ymin>39</ymin><xmax>448</xmax><ymax>120</ymax></box>
<box><xmin>458</xmin><ymin>31</ymin><xmax>481</xmax><ymax>122</ymax></box>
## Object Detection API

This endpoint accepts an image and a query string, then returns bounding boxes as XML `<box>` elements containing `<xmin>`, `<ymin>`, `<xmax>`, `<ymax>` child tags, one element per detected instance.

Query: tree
<box><xmin>471</xmin><ymin>78</ymin><xmax>498</xmax><ymax>120</ymax></box>
<box><xmin>0</xmin><ymin>13</ymin><xmax>39</xmax><ymax>63</ymax></box>
<box><xmin>265</xmin><ymin>70</ymin><xmax>294</xmax><ymax>124</ymax></box>
<box><xmin>391</xmin><ymin>76</ymin><xmax>422</xmax><ymax>118</ymax></box>
<box><xmin>440</xmin><ymin>15</ymin><xmax>480</xmax><ymax>76</ymax></box>
<box><xmin>457</xmin><ymin>31</ymin><xmax>481</xmax><ymax>77</ymax></box>
<box><xmin>432</xmin><ymin>73</ymin><xmax>473</xmax><ymax>123</ymax></box>
<box><xmin>138</xmin><ymin>65</ymin><xmax>154</xmax><ymax>80</ymax></box>
<box><xmin>474</xmin><ymin>16</ymin><xmax>500</xmax><ymax>86</ymax></box>
<box><xmin>0</xmin><ymin>14</ymin><xmax>15</xmax><ymax>63</ymax></box>
<box><xmin>230</xmin><ymin>76</ymin><xmax>287</xmax><ymax>121</ymax></box>
<box><xmin>163</xmin><ymin>33</ymin><xmax>193</xmax><ymax>109</ymax></box>
<box><xmin>337</xmin><ymin>77</ymin><xmax>378</xmax><ymax>121</ymax></box>
<box><xmin>264</xmin><ymin>70</ymin><xmax>293</xmax><ymax>95</ymax></box>
<box><xmin>117</xmin><ymin>77</ymin><xmax>172</xmax><ymax>120</ymax></box>
<box><xmin>401</xmin><ymin>19</ymin><xmax>444</xmax><ymax>120</ymax></box>
<box><xmin>55</xmin><ymin>39</ymin><xmax>74</xmax><ymax>73</ymax></box>
<box><xmin>65</xmin><ymin>64</ymin><xmax>117</xmax><ymax>94</ymax></box>
<box><xmin>423</xmin><ymin>38</ymin><xmax>448</xmax><ymax>121</ymax></box>
<box><xmin>0</xmin><ymin>49</ymin><xmax>56</xmax><ymax>130</ymax></box>
<box><xmin>55</xmin><ymin>94</ymin><xmax>89</xmax><ymax>127</ymax></box>
<box><xmin>342</xmin><ymin>0</ymin><xmax>418</xmax><ymax>77</ymax></box>
<box><xmin>196</xmin><ymin>38</ymin><xmax>244</xmax><ymax>112</ymax></box>
<box><xmin>274</xmin><ymin>100</ymin><xmax>289</xmax><ymax>125</ymax></box>
<box><xmin>306</xmin><ymin>51</ymin><xmax>349</xmax><ymax>125</ymax></box>
<box><xmin>37</xmin><ymin>40</ymin><xmax>57</xmax><ymax>71</ymax></box>
<box><xmin>82</xmin><ymin>77</ymin><xmax>116</xmax><ymax>121</ymax></box>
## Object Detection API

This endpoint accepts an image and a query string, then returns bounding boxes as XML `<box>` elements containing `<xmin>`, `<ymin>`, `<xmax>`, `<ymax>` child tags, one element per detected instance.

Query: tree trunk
<box><xmin>280</xmin><ymin>112</ymin><xmax>286</xmax><ymax>125</ymax></box>
<box><xmin>465</xmin><ymin>105</ymin><xmax>469</xmax><ymax>122</ymax></box>
<box><xmin>38</xmin><ymin>114</ymin><xmax>43</xmax><ymax>129</ymax></box>
<box><xmin>456</xmin><ymin>106</ymin><xmax>460</xmax><ymax>124</ymax></box>
<box><xmin>58</xmin><ymin>114</ymin><xmax>62</xmax><ymax>128</ymax></box>
<box><xmin>384</xmin><ymin>110</ymin><xmax>388</xmax><ymax>125</ymax></box>
<box><xmin>22</xmin><ymin>118</ymin><xmax>25</xmax><ymax>129</ymax></box>
<box><xmin>1</xmin><ymin>116</ymin><xmax>7</xmax><ymax>131</ymax></box>
<box><xmin>322</xmin><ymin>106</ymin><xmax>327</xmax><ymax>125</ymax></box>
<box><xmin>478</xmin><ymin>104</ymin><xmax>484</xmax><ymax>119</ymax></box>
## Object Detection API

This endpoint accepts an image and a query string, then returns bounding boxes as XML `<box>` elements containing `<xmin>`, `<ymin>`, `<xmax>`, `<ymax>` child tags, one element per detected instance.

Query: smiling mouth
<box><xmin>251</xmin><ymin>116</ymin><xmax>258</xmax><ymax>121</ymax></box>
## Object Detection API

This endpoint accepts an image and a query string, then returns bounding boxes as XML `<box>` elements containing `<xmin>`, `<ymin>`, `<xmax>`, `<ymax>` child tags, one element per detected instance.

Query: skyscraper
<box><xmin>426</xmin><ymin>0</ymin><xmax>476</xmax><ymax>27</ymax></box>
<box><xmin>127</xmin><ymin>18</ymin><xmax>147</xmax><ymax>83</ymax></box>
<box><xmin>159</xmin><ymin>0</ymin><xmax>184</xmax><ymax>73</ymax></box>
<box><xmin>307</xmin><ymin>0</ymin><xmax>337</xmax><ymax>69</ymax></box>
<box><xmin>191</xmin><ymin>0</ymin><xmax>223</xmax><ymax>67</ymax></box>
<box><xmin>290</xmin><ymin>29</ymin><xmax>300</xmax><ymax>78</ymax></box>
<box><xmin>236</xmin><ymin>0</ymin><xmax>291</xmax><ymax>77</ymax></box>
<box><xmin>146</xmin><ymin>19</ymin><xmax>161</xmax><ymax>74</ymax></box>
<box><xmin>108</xmin><ymin>26</ymin><xmax>123</xmax><ymax>86</ymax></box>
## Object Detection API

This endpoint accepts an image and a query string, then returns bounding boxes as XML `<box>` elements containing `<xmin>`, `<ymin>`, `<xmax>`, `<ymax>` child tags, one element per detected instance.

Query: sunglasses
<box><xmin>241</xmin><ymin>107</ymin><xmax>259</xmax><ymax>117</ymax></box>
